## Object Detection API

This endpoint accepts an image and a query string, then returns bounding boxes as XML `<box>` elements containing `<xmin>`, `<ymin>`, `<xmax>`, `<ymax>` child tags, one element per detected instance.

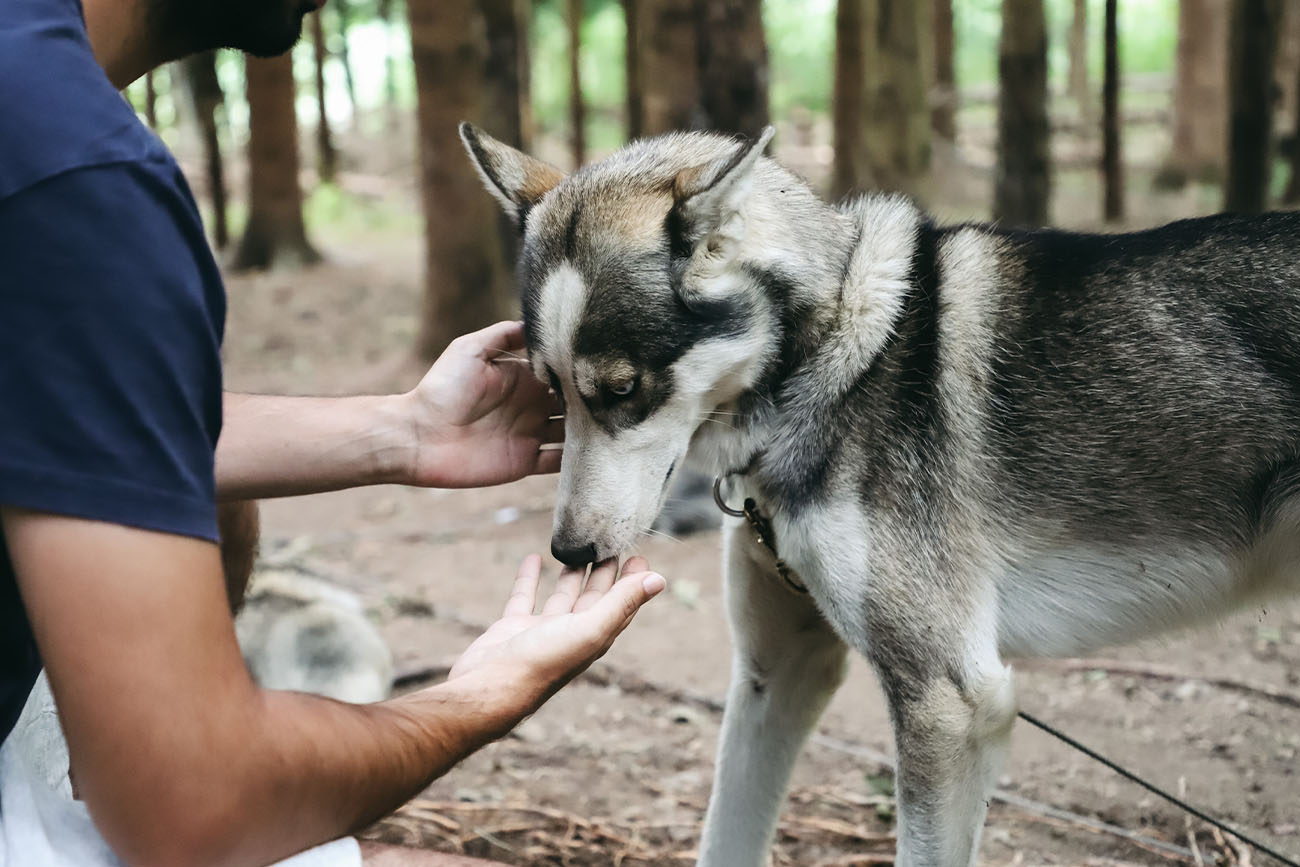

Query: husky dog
<box><xmin>235</xmin><ymin>568</ymin><xmax>393</xmax><ymax>705</ymax></box>
<box><xmin>460</xmin><ymin>122</ymin><xmax>1300</xmax><ymax>866</ymax></box>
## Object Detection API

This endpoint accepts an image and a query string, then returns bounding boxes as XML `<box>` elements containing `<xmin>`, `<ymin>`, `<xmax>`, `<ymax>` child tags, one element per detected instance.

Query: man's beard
<box><xmin>151</xmin><ymin>0</ymin><xmax>318</xmax><ymax>59</ymax></box>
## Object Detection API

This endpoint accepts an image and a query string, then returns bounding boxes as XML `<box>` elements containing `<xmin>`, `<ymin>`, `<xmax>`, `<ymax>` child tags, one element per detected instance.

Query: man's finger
<box><xmin>533</xmin><ymin>447</ymin><xmax>562</xmax><ymax>476</ymax></box>
<box><xmin>476</xmin><ymin>320</ymin><xmax>526</xmax><ymax>362</ymax></box>
<box><xmin>581</xmin><ymin>571</ymin><xmax>665</xmax><ymax>642</ymax></box>
<box><xmin>541</xmin><ymin>565</ymin><xmax>587</xmax><ymax>615</ymax></box>
<box><xmin>573</xmin><ymin>558</ymin><xmax>619</xmax><ymax>612</ymax></box>
<box><xmin>502</xmin><ymin>554</ymin><xmax>543</xmax><ymax>617</ymax></box>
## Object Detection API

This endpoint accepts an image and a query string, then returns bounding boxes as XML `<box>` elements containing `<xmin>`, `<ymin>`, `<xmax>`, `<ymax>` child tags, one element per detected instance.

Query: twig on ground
<box><xmin>1022</xmin><ymin>657</ymin><xmax>1300</xmax><ymax>710</ymax></box>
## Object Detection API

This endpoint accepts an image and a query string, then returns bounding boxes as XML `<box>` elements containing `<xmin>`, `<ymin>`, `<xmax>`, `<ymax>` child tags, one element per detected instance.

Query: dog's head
<box><xmin>461</xmin><ymin>124</ymin><xmax>781</xmax><ymax>566</ymax></box>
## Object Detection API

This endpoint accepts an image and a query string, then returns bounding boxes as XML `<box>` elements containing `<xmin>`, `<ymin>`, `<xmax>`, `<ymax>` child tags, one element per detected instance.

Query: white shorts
<box><xmin>0</xmin><ymin>673</ymin><xmax>362</xmax><ymax>867</ymax></box>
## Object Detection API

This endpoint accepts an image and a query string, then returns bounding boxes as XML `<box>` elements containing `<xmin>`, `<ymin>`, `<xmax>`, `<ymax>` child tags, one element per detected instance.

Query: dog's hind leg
<box><xmin>697</xmin><ymin>532</ymin><xmax>849</xmax><ymax>867</ymax></box>
<box><xmin>872</xmin><ymin>617</ymin><xmax>1015</xmax><ymax>867</ymax></box>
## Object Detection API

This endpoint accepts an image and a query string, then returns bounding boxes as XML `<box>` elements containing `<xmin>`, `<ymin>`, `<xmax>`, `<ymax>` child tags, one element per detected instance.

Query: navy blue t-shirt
<box><xmin>0</xmin><ymin>0</ymin><xmax>226</xmax><ymax>744</ymax></box>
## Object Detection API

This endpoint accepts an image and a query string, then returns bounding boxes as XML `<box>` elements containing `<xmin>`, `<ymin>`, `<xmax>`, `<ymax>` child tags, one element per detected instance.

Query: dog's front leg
<box><xmin>697</xmin><ymin>530</ymin><xmax>849</xmax><ymax>867</ymax></box>
<box><xmin>872</xmin><ymin>618</ymin><xmax>1016</xmax><ymax>867</ymax></box>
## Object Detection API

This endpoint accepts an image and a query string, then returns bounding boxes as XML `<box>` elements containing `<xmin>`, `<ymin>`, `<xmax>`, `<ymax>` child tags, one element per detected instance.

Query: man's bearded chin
<box><xmin>150</xmin><ymin>0</ymin><xmax>318</xmax><ymax>59</ymax></box>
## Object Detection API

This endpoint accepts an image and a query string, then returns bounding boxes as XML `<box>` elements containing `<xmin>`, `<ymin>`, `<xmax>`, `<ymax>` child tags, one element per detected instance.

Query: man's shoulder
<box><xmin>0</xmin><ymin>0</ymin><xmax>166</xmax><ymax>201</ymax></box>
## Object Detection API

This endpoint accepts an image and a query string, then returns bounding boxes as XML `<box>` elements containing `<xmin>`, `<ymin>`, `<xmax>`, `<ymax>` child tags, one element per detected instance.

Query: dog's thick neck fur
<box><xmin>689</xmin><ymin>191</ymin><xmax>928</xmax><ymax>507</ymax></box>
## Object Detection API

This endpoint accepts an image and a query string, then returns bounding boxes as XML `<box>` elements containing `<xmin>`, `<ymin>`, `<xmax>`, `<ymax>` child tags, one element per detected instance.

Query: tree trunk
<box><xmin>933</xmin><ymin>0</ymin><xmax>956</xmax><ymax>141</ymax></box>
<box><xmin>181</xmin><ymin>51</ymin><xmax>229</xmax><ymax>250</ymax></box>
<box><xmin>482</xmin><ymin>0</ymin><xmax>530</xmax><ymax>150</ymax></box>
<box><xmin>233</xmin><ymin>54</ymin><xmax>320</xmax><ymax>271</ymax></box>
<box><xmin>1274</xmin><ymin>0</ymin><xmax>1300</xmax><ymax>140</ymax></box>
<box><xmin>833</xmin><ymin>0</ymin><xmax>932</xmax><ymax>200</ymax></box>
<box><xmin>629</xmin><ymin>0</ymin><xmax>700</xmax><ymax>135</ymax></box>
<box><xmin>311</xmin><ymin>13</ymin><xmax>339</xmax><ymax>184</ymax></box>
<box><xmin>144</xmin><ymin>70</ymin><xmax>158</xmax><ymax>128</ymax></box>
<box><xmin>569</xmin><ymin>0</ymin><xmax>586</xmax><ymax>165</ymax></box>
<box><xmin>1158</xmin><ymin>0</ymin><xmax>1230</xmax><ymax>188</ymax></box>
<box><xmin>994</xmin><ymin>0</ymin><xmax>1050</xmax><ymax>226</ymax></box>
<box><xmin>379</xmin><ymin>0</ymin><xmax>401</xmax><ymax>128</ymax></box>
<box><xmin>1067</xmin><ymin>0</ymin><xmax>1091</xmax><ymax>118</ymax></box>
<box><xmin>1225</xmin><ymin>0</ymin><xmax>1285</xmax><ymax>213</ymax></box>
<box><xmin>624</xmin><ymin>0</ymin><xmax>642</xmax><ymax>140</ymax></box>
<box><xmin>696</xmin><ymin>0</ymin><xmax>769</xmax><ymax>138</ymax></box>
<box><xmin>831</xmin><ymin>0</ymin><xmax>865</xmax><ymax>198</ymax></box>
<box><xmin>1284</xmin><ymin>51</ymin><xmax>1300</xmax><ymax>202</ymax></box>
<box><xmin>1102</xmin><ymin>0</ymin><xmax>1124</xmax><ymax>222</ymax></box>
<box><xmin>408</xmin><ymin>0</ymin><xmax>515</xmax><ymax>361</ymax></box>
<box><xmin>333</xmin><ymin>0</ymin><xmax>359</xmax><ymax>125</ymax></box>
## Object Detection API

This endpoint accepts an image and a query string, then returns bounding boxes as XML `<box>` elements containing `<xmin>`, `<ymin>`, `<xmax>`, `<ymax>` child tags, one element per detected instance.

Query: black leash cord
<box><xmin>1018</xmin><ymin>710</ymin><xmax>1300</xmax><ymax>867</ymax></box>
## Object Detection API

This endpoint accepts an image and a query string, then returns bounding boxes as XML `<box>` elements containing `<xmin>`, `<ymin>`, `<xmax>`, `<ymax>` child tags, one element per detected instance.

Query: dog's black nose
<box><xmin>551</xmin><ymin>539</ymin><xmax>598</xmax><ymax>568</ymax></box>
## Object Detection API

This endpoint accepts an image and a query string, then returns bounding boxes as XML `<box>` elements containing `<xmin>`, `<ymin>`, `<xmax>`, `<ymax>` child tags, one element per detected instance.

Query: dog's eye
<box><xmin>607</xmin><ymin>377</ymin><xmax>638</xmax><ymax>399</ymax></box>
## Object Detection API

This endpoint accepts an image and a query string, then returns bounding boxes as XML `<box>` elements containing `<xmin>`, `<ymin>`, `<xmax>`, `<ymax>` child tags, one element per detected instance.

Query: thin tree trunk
<box><xmin>1067</xmin><ymin>0</ymin><xmax>1091</xmax><ymax>118</ymax></box>
<box><xmin>518</xmin><ymin>0</ymin><xmax>533</xmax><ymax>150</ymax></box>
<box><xmin>482</xmin><ymin>0</ymin><xmax>529</xmax><ymax>149</ymax></box>
<box><xmin>144</xmin><ymin>70</ymin><xmax>158</xmax><ymax>128</ymax></box>
<box><xmin>696</xmin><ymin>0</ymin><xmax>769</xmax><ymax>138</ymax></box>
<box><xmin>333</xmin><ymin>0</ymin><xmax>359</xmax><ymax>123</ymax></box>
<box><xmin>624</xmin><ymin>0</ymin><xmax>641</xmax><ymax>140</ymax></box>
<box><xmin>407</xmin><ymin>0</ymin><xmax>514</xmax><ymax>360</ymax></box>
<box><xmin>1226</xmin><ymin>0</ymin><xmax>1285</xmax><ymax>213</ymax></box>
<box><xmin>569</xmin><ymin>0</ymin><xmax>586</xmax><ymax>166</ymax></box>
<box><xmin>831</xmin><ymin>0</ymin><xmax>865</xmax><ymax>198</ymax></box>
<box><xmin>1102</xmin><ymin>0</ymin><xmax>1124</xmax><ymax>222</ymax></box>
<box><xmin>181</xmin><ymin>51</ymin><xmax>229</xmax><ymax>250</ymax></box>
<box><xmin>1283</xmin><ymin>53</ymin><xmax>1300</xmax><ymax>202</ymax></box>
<box><xmin>1157</xmin><ymin>0</ymin><xmax>1230</xmax><ymax>188</ymax></box>
<box><xmin>994</xmin><ymin>0</ymin><xmax>1050</xmax><ymax>226</ymax></box>
<box><xmin>933</xmin><ymin>0</ymin><xmax>956</xmax><ymax>141</ymax></box>
<box><xmin>311</xmin><ymin>12</ymin><xmax>339</xmax><ymax>184</ymax></box>
<box><xmin>233</xmin><ymin>54</ymin><xmax>320</xmax><ymax>270</ymax></box>
<box><xmin>379</xmin><ymin>0</ymin><xmax>400</xmax><ymax>129</ymax></box>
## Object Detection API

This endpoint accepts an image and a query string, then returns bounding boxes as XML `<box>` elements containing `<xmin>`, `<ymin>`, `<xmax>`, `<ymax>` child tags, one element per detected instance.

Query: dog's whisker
<box><xmin>642</xmin><ymin>527</ymin><xmax>682</xmax><ymax>544</ymax></box>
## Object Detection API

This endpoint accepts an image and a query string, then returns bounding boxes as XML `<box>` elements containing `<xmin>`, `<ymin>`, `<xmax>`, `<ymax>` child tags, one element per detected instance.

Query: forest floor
<box><xmin>217</xmin><ymin>134</ymin><xmax>1300</xmax><ymax>866</ymax></box>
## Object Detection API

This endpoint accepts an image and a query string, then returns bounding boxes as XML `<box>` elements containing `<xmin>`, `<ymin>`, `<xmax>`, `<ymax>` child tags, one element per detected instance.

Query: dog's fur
<box><xmin>461</xmin><ymin>123</ymin><xmax>1300</xmax><ymax>867</ymax></box>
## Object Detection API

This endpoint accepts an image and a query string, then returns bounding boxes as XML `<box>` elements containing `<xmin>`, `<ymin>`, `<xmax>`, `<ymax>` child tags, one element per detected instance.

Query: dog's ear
<box><xmin>670</xmin><ymin>126</ymin><xmax>775</xmax><ymax>260</ymax></box>
<box><xmin>460</xmin><ymin>122</ymin><xmax>565</xmax><ymax>224</ymax></box>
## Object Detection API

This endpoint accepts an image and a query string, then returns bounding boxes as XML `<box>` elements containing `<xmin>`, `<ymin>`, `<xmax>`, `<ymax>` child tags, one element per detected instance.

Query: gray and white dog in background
<box><xmin>461</xmin><ymin>122</ymin><xmax>1300</xmax><ymax>867</ymax></box>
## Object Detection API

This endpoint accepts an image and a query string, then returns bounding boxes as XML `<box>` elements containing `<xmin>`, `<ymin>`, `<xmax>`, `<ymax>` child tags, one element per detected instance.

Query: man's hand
<box><xmin>403</xmin><ymin>321</ymin><xmax>563</xmax><ymax>489</ymax></box>
<box><xmin>446</xmin><ymin>555</ymin><xmax>665</xmax><ymax>715</ymax></box>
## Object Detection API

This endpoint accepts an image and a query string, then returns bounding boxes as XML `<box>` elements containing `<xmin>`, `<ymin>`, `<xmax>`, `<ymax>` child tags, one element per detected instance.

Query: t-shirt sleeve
<box><xmin>0</xmin><ymin>160</ymin><xmax>224</xmax><ymax>542</ymax></box>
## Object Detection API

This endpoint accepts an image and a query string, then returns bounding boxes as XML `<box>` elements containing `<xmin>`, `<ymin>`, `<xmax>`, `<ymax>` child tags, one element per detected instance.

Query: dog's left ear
<box><xmin>670</xmin><ymin>126</ymin><xmax>775</xmax><ymax>261</ymax></box>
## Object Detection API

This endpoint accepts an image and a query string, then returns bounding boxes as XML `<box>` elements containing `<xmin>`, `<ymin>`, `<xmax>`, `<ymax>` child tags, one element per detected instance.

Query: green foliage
<box><xmin>531</xmin><ymin>0</ymin><xmax>628</xmax><ymax>153</ymax></box>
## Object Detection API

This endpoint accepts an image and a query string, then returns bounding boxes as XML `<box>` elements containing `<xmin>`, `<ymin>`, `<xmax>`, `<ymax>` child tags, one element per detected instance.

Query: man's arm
<box><xmin>4</xmin><ymin>508</ymin><xmax>661</xmax><ymax>867</ymax></box>
<box><xmin>217</xmin><ymin>321</ymin><xmax>563</xmax><ymax>501</ymax></box>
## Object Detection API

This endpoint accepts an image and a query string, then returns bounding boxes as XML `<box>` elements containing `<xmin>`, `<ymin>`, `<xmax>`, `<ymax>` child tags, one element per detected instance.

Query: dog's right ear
<box><xmin>460</xmin><ymin>122</ymin><xmax>566</xmax><ymax>224</ymax></box>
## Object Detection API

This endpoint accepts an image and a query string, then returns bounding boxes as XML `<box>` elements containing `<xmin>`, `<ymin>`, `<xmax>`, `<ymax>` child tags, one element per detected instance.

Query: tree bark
<box><xmin>831</xmin><ymin>0</ymin><xmax>865</xmax><ymax>198</ymax></box>
<box><xmin>994</xmin><ymin>0</ymin><xmax>1050</xmax><ymax>226</ymax></box>
<box><xmin>181</xmin><ymin>51</ymin><xmax>229</xmax><ymax>250</ymax></box>
<box><xmin>407</xmin><ymin>0</ymin><xmax>515</xmax><ymax>360</ymax></box>
<box><xmin>1158</xmin><ymin>0</ymin><xmax>1230</xmax><ymax>188</ymax></box>
<box><xmin>569</xmin><ymin>0</ymin><xmax>586</xmax><ymax>165</ymax></box>
<box><xmin>696</xmin><ymin>0</ymin><xmax>769</xmax><ymax>138</ymax></box>
<box><xmin>1067</xmin><ymin>0</ymin><xmax>1091</xmax><ymax>118</ymax></box>
<box><xmin>933</xmin><ymin>0</ymin><xmax>956</xmax><ymax>141</ymax></box>
<box><xmin>144</xmin><ymin>70</ymin><xmax>158</xmax><ymax>128</ymax></box>
<box><xmin>333</xmin><ymin>0</ymin><xmax>358</xmax><ymax>123</ymax></box>
<box><xmin>833</xmin><ymin>0</ymin><xmax>932</xmax><ymax>200</ymax></box>
<box><xmin>629</xmin><ymin>0</ymin><xmax>700</xmax><ymax>135</ymax></box>
<box><xmin>1284</xmin><ymin>43</ymin><xmax>1300</xmax><ymax>202</ymax></box>
<box><xmin>311</xmin><ymin>12</ymin><xmax>339</xmax><ymax>184</ymax></box>
<box><xmin>233</xmin><ymin>54</ymin><xmax>320</xmax><ymax>271</ymax></box>
<box><xmin>624</xmin><ymin>0</ymin><xmax>642</xmax><ymax>140</ymax></box>
<box><xmin>1225</xmin><ymin>0</ymin><xmax>1285</xmax><ymax>213</ymax></box>
<box><xmin>1102</xmin><ymin>0</ymin><xmax>1124</xmax><ymax>222</ymax></box>
<box><xmin>482</xmin><ymin>0</ymin><xmax>530</xmax><ymax>150</ymax></box>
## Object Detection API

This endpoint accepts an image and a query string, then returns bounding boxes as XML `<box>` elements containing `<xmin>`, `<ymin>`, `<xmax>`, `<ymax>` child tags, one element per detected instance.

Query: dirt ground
<box><xmin>218</xmin><ymin>142</ymin><xmax>1300</xmax><ymax>866</ymax></box>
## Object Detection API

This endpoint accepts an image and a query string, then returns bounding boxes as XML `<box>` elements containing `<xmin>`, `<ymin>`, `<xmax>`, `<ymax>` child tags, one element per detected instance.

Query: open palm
<box><xmin>448</xmin><ymin>555</ymin><xmax>663</xmax><ymax>708</ymax></box>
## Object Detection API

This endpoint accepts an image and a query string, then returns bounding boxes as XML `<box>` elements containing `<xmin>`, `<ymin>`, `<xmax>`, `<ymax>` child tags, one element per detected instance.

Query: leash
<box><xmin>1017</xmin><ymin>710</ymin><xmax>1299</xmax><ymax>866</ymax></box>
<box><xmin>711</xmin><ymin>474</ymin><xmax>1299</xmax><ymax>866</ymax></box>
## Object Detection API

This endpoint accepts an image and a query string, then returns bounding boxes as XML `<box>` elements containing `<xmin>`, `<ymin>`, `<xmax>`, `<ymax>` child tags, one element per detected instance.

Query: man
<box><xmin>0</xmin><ymin>0</ymin><xmax>666</xmax><ymax>864</ymax></box>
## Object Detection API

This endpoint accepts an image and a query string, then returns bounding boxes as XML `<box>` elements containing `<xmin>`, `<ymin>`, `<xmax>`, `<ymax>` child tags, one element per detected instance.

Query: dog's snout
<box><xmin>551</xmin><ymin>538</ymin><xmax>598</xmax><ymax>569</ymax></box>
